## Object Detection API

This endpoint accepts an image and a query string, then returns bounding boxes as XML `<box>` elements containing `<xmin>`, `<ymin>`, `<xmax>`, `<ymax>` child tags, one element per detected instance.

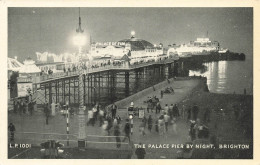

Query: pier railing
<box><xmin>38</xmin><ymin>57</ymin><xmax>177</xmax><ymax>82</ymax></box>
<box><xmin>39</xmin><ymin>64</ymin><xmax>130</xmax><ymax>82</ymax></box>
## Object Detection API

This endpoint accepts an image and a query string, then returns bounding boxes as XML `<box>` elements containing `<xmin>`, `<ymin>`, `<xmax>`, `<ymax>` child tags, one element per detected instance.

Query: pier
<box><xmin>34</xmin><ymin>57</ymin><xmax>178</xmax><ymax>107</ymax></box>
<box><xmin>9</xmin><ymin>51</ymin><xmax>246</xmax><ymax>109</ymax></box>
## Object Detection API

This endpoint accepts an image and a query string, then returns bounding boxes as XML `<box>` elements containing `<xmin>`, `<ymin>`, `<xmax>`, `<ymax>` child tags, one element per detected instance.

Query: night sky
<box><xmin>8</xmin><ymin>7</ymin><xmax>253</xmax><ymax>62</ymax></box>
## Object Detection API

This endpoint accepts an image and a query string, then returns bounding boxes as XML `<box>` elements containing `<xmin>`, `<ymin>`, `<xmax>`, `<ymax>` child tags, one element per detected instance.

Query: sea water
<box><xmin>189</xmin><ymin>56</ymin><xmax>253</xmax><ymax>95</ymax></box>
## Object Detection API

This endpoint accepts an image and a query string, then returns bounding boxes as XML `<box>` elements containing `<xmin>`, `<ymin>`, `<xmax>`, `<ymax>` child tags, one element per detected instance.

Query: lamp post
<box><xmin>73</xmin><ymin>7</ymin><xmax>86</xmax><ymax>149</ymax></box>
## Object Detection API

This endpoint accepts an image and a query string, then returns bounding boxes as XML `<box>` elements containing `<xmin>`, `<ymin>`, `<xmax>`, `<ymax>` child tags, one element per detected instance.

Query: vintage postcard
<box><xmin>0</xmin><ymin>0</ymin><xmax>259</xmax><ymax>164</ymax></box>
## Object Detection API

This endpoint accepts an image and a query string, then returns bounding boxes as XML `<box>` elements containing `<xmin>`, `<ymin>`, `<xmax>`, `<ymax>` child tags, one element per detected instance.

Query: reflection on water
<box><xmin>189</xmin><ymin>60</ymin><xmax>253</xmax><ymax>95</ymax></box>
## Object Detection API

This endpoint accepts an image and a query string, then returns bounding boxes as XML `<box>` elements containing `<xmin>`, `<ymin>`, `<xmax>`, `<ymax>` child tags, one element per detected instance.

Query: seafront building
<box><xmin>167</xmin><ymin>37</ymin><xmax>222</xmax><ymax>57</ymax></box>
<box><xmin>35</xmin><ymin>52</ymin><xmax>89</xmax><ymax>74</ymax></box>
<box><xmin>8</xmin><ymin>57</ymin><xmax>24</xmax><ymax>99</ymax></box>
<box><xmin>90</xmin><ymin>35</ymin><xmax>165</xmax><ymax>65</ymax></box>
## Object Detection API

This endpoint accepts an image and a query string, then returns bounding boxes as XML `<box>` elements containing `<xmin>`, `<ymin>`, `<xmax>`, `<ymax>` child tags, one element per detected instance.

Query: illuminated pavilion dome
<box><xmin>19</xmin><ymin>57</ymin><xmax>41</xmax><ymax>74</ymax></box>
<box><xmin>119</xmin><ymin>37</ymin><xmax>155</xmax><ymax>51</ymax></box>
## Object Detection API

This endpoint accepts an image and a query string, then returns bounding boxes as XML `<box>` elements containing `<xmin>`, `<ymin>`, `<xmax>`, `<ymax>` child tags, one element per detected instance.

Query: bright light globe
<box><xmin>73</xmin><ymin>34</ymin><xmax>86</xmax><ymax>46</ymax></box>
<box><xmin>131</xmin><ymin>31</ymin><xmax>135</xmax><ymax>36</ymax></box>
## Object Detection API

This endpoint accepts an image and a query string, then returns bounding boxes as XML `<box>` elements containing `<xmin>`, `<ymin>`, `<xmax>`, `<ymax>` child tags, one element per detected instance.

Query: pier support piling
<box><xmin>125</xmin><ymin>71</ymin><xmax>130</xmax><ymax>97</ymax></box>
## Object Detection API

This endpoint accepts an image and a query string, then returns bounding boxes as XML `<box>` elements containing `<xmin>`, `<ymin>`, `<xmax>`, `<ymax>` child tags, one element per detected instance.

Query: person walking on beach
<box><xmin>44</xmin><ymin>102</ymin><xmax>50</xmax><ymax>125</ymax></box>
<box><xmin>113</xmin><ymin>117</ymin><xmax>118</xmax><ymax>126</ymax></box>
<box><xmin>111</xmin><ymin>103</ymin><xmax>117</xmax><ymax>119</ymax></box>
<box><xmin>172</xmin><ymin>118</ymin><xmax>177</xmax><ymax>134</ymax></box>
<box><xmin>92</xmin><ymin>104</ymin><xmax>98</xmax><ymax>122</ymax></box>
<box><xmin>164</xmin><ymin>113</ymin><xmax>170</xmax><ymax>133</ymax></box>
<box><xmin>139</xmin><ymin>120</ymin><xmax>146</xmax><ymax>136</ymax></box>
<box><xmin>99</xmin><ymin>108</ymin><xmax>104</xmax><ymax>127</ymax></box>
<box><xmin>8</xmin><ymin>123</ymin><xmax>16</xmax><ymax>141</ymax></box>
<box><xmin>156</xmin><ymin>102</ymin><xmax>161</xmax><ymax>114</ymax></box>
<box><xmin>158</xmin><ymin>115</ymin><xmax>165</xmax><ymax>136</ymax></box>
<box><xmin>161</xmin><ymin>90</ymin><xmax>164</xmax><ymax>99</ymax></box>
<box><xmin>122</xmin><ymin>119</ymin><xmax>131</xmax><ymax>142</ymax></box>
<box><xmin>155</xmin><ymin>118</ymin><xmax>159</xmax><ymax>133</ymax></box>
<box><xmin>173</xmin><ymin>104</ymin><xmax>179</xmax><ymax>118</ymax></box>
<box><xmin>151</xmin><ymin>96</ymin><xmax>158</xmax><ymax>109</ymax></box>
<box><xmin>116</xmin><ymin>115</ymin><xmax>122</xmax><ymax>125</ymax></box>
<box><xmin>164</xmin><ymin>104</ymin><xmax>169</xmax><ymax>115</ymax></box>
<box><xmin>17</xmin><ymin>100</ymin><xmax>22</xmax><ymax>115</ymax></box>
<box><xmin>130</xmin><ymin>116</ymin><xmax>134</xmax><ymax>135</ymax></box>
<box><xmin>142</xmin><ymin>116</ymin><xmax>147</xmax><ymax>129</ymax></box>
<box><xmin>28</xmin><ymin>101</ymin><xmax>33</xmax><ymax>116</ymax></box>
<box><xmin>147</xmin><ymin>100</ymin><xmax>153</xmax><ymax>113</ymax></box>
<box><xmin>106</xmin><ymin>116</ymin><xmax>113</xmax><ymax>136</ymax></box>
<box><xmin>13</xmin><ymin>99</ymin><xmax>18</xmax><ymax>114</ymax></box>
<box><xmin>114</xmin><ymin>123</ymin><xmax>121</xmax><ymax>148</ymax></box>
<box><xmin>87</xmin><ymin>109</ymin><xmax>94</xmax><ymax>126</ymax></box>
<box><xmin>148</xmin><ymin>115</ymin><xmax>153</xmax><ymax>132</ymax></box>
<box><xmin>101</xmin><ymin>120</ymin><xmax>108</xmax><ymax>141</ymax></box>
<box><xmin>169</xmin><ymin>104</ymin><xmax>174</xmax><ymax>119</ymax></box>
<box><xmin>189</xmin><ymin>120</ymin><xmax>196</xmax><ymax>141</ymax></box>
<box><xmin>186</xmin><ymin>106</ymin><xmax>192</xmax><ymax>122</ymax></box>
<box><xmin>21</xmin><ymin>100</ymin><xmax>25</xmax><ymax>114</ymax></box>
<box><xmin>194</xmin><ymin>119</ymin><xmax>203</xmax><ymax>138</ymax></box>
<box><xmin>192</xmin><ymin>104</ymin><xmax>199</xmax><ymax>121</ymax></box>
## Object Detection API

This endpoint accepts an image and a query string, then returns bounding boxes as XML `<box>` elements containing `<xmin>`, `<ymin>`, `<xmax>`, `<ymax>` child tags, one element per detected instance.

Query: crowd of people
<box><xmin>80</xmin><ymin>96</ymin><xmax>212</xmax><ymax>158</ymax></box>
<box><xmin>129</xmin><ymin>96</ymin><xmax>216</xmax><ymax>158</ymax></box>
<box><xmin>85</xmin><ymin>102</ymin><xmax>135</xmax><ymax>149</ymax></box>
<box><xmin>86</xmin><ymin>103</ymin><xmax>127</xmax><ymax>144</ymax></box>
<box><xmin>139</xmin><ymin>101</ymin><xmax>183</xmax><ymax>137</ymax></box>
<box><xmin>13</xmin><ymin>97</ymin><xmax>36</xmax><ymax>116</ymax></box>
<box><xmin>130</xmin><ymin>55</ymin><xmax>171</xmax><ymax>66</ymax></box>
<box><xmin>144</xmin><ymin>96</ymin><xmax>160</xmax><ymax>113</ymax></box>
<box><xmin>9</xmin><ymin>94</ymin><xmax>251</xmax><ymax>159</ymax></box>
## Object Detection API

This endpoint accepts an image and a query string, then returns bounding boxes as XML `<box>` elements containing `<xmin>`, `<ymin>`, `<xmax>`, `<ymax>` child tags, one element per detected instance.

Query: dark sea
<box><xmin>189</xmin><ymin>55</ymin><xmax>253</xmax><ymax>95</ymax></box>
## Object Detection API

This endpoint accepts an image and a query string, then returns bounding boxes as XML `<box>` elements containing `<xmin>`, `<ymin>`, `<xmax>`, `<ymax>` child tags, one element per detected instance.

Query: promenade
<box><xmin>9</xmin><ymin>78</ymin><xmax>200</xmax><ymax>157</ymax></box>
<box><xmin>8</xmin><ymin>77</ymin><xmax>253</xmax><ymax>158</ymax></box>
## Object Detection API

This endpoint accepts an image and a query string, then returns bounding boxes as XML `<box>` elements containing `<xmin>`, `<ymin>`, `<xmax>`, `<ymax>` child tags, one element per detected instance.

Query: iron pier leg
<box><xmin>87</xmin><ymin>75</ymin><xmax>90</xmax><ymax>107</ymax></box>
<box><xmin>68</xmin><ymin>79</ymin><xmax>71</xmax><ymax>105</ymax></box>
<box><xmin>98</xmin><ymin>73</ymin><xmax>100</xmax><ymax>103</ymax></box>
<box><xmin>83</xmin><ymin>74</ymin><xmax>86</xmax><ymax>105</ymax></box>
<box><xmin>125</xmin><ymin>71</ymin><xmax>130</xmax><ymax>97</ymax></box>
<box><xmin>44</xmin><ymin>83</ymin><xmax>47</xmax><ymax>103</ymax></box>
<box><xmin>62</xmin><ymin>80</ymin><xmax>65</xmax><ymax>104</ymax></box>
<box><xmin>55</xmin><ymin>81</ymin><xmax>58</xmax><ymax>104</ymax></box>
<box><xmin>74</xmin><ymin>78</ymin><xmax>76</xmax><ymax>104</ymax></box>
<box><xmin>49</xmin><ymin>82</ymin><xmax>52</xmax><ymax>104</ymax></box>
<box><xmin>90</xmin><ymin>75</ymin><xmax>93</xmax><ymax>105</ymax></box>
